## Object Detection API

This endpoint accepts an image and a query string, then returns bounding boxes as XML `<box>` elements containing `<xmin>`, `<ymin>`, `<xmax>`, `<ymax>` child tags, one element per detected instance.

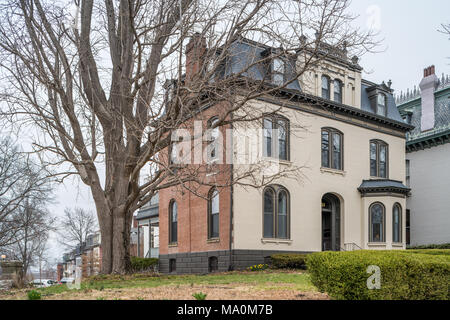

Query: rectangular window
<box><xmin>377</xmin><ymin>94</ymin><xmax>386</xmax><ymax>116</ymax></box>
<box><xmin>273</xmin><ymin>58</ymin><xmax>284</xmax><ymax>86</ymax></box>
<box><xmin>332</xmin><ymin>133</ymin><xmax>341</xmax><ymax>170</ymax></box>
<box><xmin>263</xmin><ymin>191</ymin><xmax>274</xmax><ymax>238</ymax></box>
<box><xmin>278</xmin><ymin>120</ymin><xmax>287</xmax><ymax>160</ymax></box>
<box><xmin>263</xmin><ymin>118</ymin><xmax>272</xmax><ymax>157</ymax></box>
<box><xmin>406</xmin><ymin>159</ymin><xmax>410</xmax><ymax>187</ymax></box>
<box><xmin>321</xmin><ymin>131</ymin><xmax>329</xmax><ymax>168</ymax></box>
<box><xmin>370</xmin><ymin>142</ymin><xmax>377</xmax><ymax>176</ymax></box>
<box><xmin>379</xmin><ymin>145</ymin><xmax>387</xmax><ymax>178</ymax></box>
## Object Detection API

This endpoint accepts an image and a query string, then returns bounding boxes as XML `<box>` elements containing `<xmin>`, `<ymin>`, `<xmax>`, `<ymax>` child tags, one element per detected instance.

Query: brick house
<box><xmin>157</xmin><ymin>35</ymin><xmax>413</xmax><ymax>274</ymax></box>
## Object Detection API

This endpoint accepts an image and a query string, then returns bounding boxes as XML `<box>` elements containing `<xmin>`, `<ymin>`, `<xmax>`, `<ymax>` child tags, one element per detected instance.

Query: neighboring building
<box><xmin>397</xmin><ymin>66</ymin><xmax>450</xmax><ymax>246</ymax></box>
<box><xmin>157</xmin><ymin>35</ymin><xmax>412</xmax><ymax>274</ymax></box>
<box><xmin>134</xmin><ymin>193</ymin><xmax>159</xmax><ymax>259</ymax></box>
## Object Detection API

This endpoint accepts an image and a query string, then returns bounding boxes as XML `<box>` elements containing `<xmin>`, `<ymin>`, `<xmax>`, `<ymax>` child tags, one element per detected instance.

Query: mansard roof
<box><xmin>219</xmin><ymin>38</ymin><xmax>410</xmax><ymax>131</ymax></box>
<box><xmin>396</xmin><ymin>78</ymin><xmax>450</xmax><ymax>151</ymax></box>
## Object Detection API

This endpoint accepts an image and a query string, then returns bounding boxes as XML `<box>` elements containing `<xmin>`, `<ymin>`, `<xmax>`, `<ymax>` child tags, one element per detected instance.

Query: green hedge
<box><xmin>270</xmin><ymin>254</ymin><xmax>308</xmax><ymax>269</ymax></box>
<box><xmin>407</xmin><ymin>249</ymin><xmax>450</xmax><ymax>256</ymax></box>
<box><xmin>408</xmin><ymin>243</ymin><xmax>450</xmax><ymax>250</ymax></box>
<box><xmin>130</xmin><ymin>257</ymin><xmax>158</xmax><ymax>272</ymax></box>
<box><xmin>306</xmin><ymin>250</ymin><xmax>450</xmax><ymax>300</ymax></box>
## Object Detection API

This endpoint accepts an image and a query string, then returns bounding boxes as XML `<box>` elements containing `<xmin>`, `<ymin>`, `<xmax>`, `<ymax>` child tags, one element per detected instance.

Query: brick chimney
<box><xmin>185</xmin><ymin>33</ymin><xmax>207</xmax><ymax>84</ymax></box>
<box><xmin>419</xmin><ymin>65</ymin><xmax>438</xmax><ymax>131</ymax></box>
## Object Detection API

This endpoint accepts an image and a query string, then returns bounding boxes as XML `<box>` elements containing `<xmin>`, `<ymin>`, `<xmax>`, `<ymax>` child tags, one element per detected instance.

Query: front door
<box><xmin>321</xmin><ymin>194</ymin><xmax>341</xmax><ymax>251</ymax></box>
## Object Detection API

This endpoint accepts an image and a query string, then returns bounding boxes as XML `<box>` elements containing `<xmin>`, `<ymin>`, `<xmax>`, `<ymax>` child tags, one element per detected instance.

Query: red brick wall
<box><xmin>159</xmin><ymin>102</ymin><xmax>233</xmax><ymax>255</ymax></box>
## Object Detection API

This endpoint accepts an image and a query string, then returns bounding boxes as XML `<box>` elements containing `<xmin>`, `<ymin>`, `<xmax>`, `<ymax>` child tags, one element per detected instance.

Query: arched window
<box><xmin>376</xmin><ymin>93</ymin><xmax>387</xmax><ymax>116</ymax></box>
<box><xmin>208</xmin><ymin>188</ymin><xmax>220</xmax><ymax>239</ymax></box>
<box><xmin>263</xmin><ymin>185</ymin><xmax>290</xmax><ymax>239</ymax></box>
<box><xmin>207</xmin><ymin>117</ymin><xmax>219</xmax><ymax>162</ymax></box>
<box><xmin>369</xmin><ymin>203</ymin><xmax>385</xmax><ymax>242</ymax></box>
<box><xmin>322</xmin><ymin>76</ymin><xmax>330</xmax><ymax>99</ymax></box>
<box><xmin>263</xmin><ymin>115</ymin><xmax>289</xmax><ymax>161</ymax></box>
<box><xmin>370</xmin><ymin>140</ymin><xmax>388</xmax><ymax>178</ymax></box>
<box><xmin>169</xmin><ymin>200</ymin><xmax>178</xmax><ymax>244</ymax></box>
<box><xmin>334</xmin><ymin>79</ymin><xmax>343</xmax><ymax>103</ymax></box>
<box><xmin>321</xmin><ymin>128</ymin><xmax>343</xmax><ymax>170</ymax></box>
<box><xmin>393</xmin><ymin>203</ymin><xmax>402</xmax><ymax>243</ymax></box>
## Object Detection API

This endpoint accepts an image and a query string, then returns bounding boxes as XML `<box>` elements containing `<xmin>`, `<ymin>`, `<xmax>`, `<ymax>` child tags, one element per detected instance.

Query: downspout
<box><xmin>228</xmin><ymin>117</ymin><xmax>234</xmax><ymax>271</ymax></box>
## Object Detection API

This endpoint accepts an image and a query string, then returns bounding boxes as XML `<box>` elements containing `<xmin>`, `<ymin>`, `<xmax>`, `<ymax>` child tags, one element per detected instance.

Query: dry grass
<box><xmin>0</xmin><ymin>270</ymin><xmax>329</xmax><ymax>300</ymax></box>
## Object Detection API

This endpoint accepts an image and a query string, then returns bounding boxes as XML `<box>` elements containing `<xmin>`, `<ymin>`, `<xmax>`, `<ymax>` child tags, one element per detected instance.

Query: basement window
<box><xmin>169</xmin><ymin>258</ymin><xmax>176</xmax><ymax>273</ymax></box>
<box><xmin>208</xmin><ymin>256</ymin><xmax>218</xmax><ymax>273</ymax></box>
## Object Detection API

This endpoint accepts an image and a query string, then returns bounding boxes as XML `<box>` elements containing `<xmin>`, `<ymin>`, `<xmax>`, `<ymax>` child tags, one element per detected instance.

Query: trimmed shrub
<box><xmin>306</xmin><ymin>250</ymin><xmax>450</xmax><ymax>300</ymax></box>
<box><xmin>407</xmin><ymin>249</ymin><xmax>450</xmax><ymax>256</ymax></box>
<box><xmin>130</xmin><ymin>257</ymin><xmax>158</xmax><ymax>272</ymax></box>
<box><xmin>270</xmin><ymin>254</ymin><xmax>308</xmax><ymax>269</ymax></box>
<box><xmin>408</xmin><ymin>243</ymin><xmax>450</xmax><ymax>250</ymax></box>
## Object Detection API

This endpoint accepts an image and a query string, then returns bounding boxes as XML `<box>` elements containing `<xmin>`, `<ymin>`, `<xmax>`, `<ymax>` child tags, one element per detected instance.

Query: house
<box><xmin>396</xmin><ymin>66</ymin><xmax>450</xmax><ymax>246</ymax></box>
<box><xmin>134</xmin><ymin>193</ymin><xmax>159</xmax><ymax>259</ymax></box>
<box><xmin>157</xmin><ymin>35</ymin><xmax>412</xmax><ymax>274</ymax></box>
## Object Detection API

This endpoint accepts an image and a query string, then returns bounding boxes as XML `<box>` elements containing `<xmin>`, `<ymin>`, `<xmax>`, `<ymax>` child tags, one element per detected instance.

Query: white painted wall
<box><xmin>407</xmin><ymin>142</ymin><xmax>450</xmax><ymax>246</ymax></box>
<box><xmin>232</xmin><ymin>100</ymin><xmax>407</xmax><ymax>252</ymax></box>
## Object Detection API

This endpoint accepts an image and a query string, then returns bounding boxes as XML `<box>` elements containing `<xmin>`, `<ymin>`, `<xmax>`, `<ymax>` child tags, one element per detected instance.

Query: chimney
<box><xmin>419</xmin><ymin>65</ymin><xmax>438</xmax><ymax>131</ymax></box>
<box><xmin>185</xmin><ymin>33</ymin><xmax>207</xmax><ymax>84</ymax></box>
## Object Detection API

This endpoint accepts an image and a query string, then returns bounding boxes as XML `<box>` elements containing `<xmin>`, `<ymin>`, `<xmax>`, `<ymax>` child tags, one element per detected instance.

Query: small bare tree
<box><xmin>0</xmin><ymin>0</ymin><xmax>378</xmax><ymax>273</ymax></box>
<box><xmin>0</xmin><ymin>137</ymin><xmax>53</xmax><ymax>249</ymax></box>
<box><xmin>4</xmin><ymin>199</ymin><xmax>54</xmax><ymax>285</ymax></box>
<box><xmin>58</xmin><ymin>207</ymin><xmax>98</xmax><ymax>250</ymax></box>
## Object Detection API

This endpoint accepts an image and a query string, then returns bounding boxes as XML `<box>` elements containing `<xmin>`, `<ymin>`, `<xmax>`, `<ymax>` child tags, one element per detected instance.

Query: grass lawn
<box><xmin>0</xmin><ymin>270</ymin><xmax>328</xmax><ymax>300</ymax></box>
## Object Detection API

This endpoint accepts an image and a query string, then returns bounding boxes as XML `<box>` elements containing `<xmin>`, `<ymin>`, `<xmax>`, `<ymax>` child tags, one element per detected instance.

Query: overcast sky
<box><xmin>36</xmin><ymin>0</ymin><xmax>450</xmax><ymax>262</ymax></box>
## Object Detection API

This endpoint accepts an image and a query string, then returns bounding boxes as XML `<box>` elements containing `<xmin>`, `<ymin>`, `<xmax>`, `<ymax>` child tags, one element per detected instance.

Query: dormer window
<box><xmin>334</xmin><ymin>79</ymin><xmax>343</xmax><ymax>103</ymax></box>
<box><xmin>272</xmin><ymin>58</ymin><xmax>284</xmax><ymax>86</ymax></box>
<box><xmin>376</xmin><ymin>93</ymin><xmax>387</xmax><ymax>117</ymax></box>
<box><xmin>322</xmin><ymin>76</ymin><xmax>330</xmax><ymax>99</ymax></box>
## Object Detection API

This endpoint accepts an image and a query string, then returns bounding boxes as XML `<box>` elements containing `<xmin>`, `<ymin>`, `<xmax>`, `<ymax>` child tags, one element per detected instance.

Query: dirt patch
<box><xmin>42</xmin><ymin>283</ymin><xmax>329</xmax><ymax>300</ymax></box>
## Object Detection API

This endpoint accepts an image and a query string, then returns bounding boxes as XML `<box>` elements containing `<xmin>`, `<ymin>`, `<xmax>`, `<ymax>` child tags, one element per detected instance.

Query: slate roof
<box><xmin>136</xmin><ymin>204</ymin><xmax>159</xmax><ymax>220</ymax></box>
<box><xmin>358</xmin><ymin>179</ymin><xmax>410</xmax><ymax>196</ymax></box>
<box><xmin>397</xmin><ymin>83</ymin><xmax>450</xmax><ymax>150</ymax></box>
<box><xmin>219</xmin><ymin>38</ymin><xmax>405</xmax><ymax>124</ymax></box>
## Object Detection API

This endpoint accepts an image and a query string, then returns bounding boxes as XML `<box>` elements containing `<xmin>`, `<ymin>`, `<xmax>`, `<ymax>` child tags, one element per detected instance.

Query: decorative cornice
<box><xmin>358</xmin><ymin>179</ymin><xmax>410</xmax><ymax>196</ymax></box>
<box><xmin>406</xmin><ymin>128</ymin><xmax>450</xmax><ymax>152</ymax></box>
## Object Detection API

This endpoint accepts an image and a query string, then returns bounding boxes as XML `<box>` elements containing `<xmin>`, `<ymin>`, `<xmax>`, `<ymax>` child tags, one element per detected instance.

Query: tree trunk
<box><xmin>99</xmin><ymin>215</ymin><xmax>113</xmax><ymax>274</ymax></box>
<box><xmin>111</xmin><ymin>207</ymin><xmax>133</xmax><ymax>273</ymax></box>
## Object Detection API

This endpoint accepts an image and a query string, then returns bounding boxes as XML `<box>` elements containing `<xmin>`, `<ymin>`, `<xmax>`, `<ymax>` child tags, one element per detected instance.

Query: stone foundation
<box><xmin>158</xmin><ymin>249</ymin><xmax>311</xmax><ymax>274</ymax></box>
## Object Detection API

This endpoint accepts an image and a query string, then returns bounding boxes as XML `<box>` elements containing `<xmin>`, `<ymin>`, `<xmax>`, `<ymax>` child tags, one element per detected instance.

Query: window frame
<box><xmin>262</xmin><ymin>185</ymin><xmax>290</xmax><ymax>240</ymax></box>
<box><xmin>369</xmin><ymin>202</ymin><xmax>386</xmax><ymax>243</ymax></box>
<box><xmin>272</xmin><ymin>57</ymin><xmax>285</xmax><ymax>86</ymax></box>
<box><xmin>392</xmin><ymin>203</ymin><xmax>402</xmax><ymax>244</ymax></box>
<box><xmin>168</xmin><ymin>200</ymin><xmax>178</xmax><ymax>245</ymax></box>
<box><xmin>206</xmin><ymin>116</ymin><xmax>220</xmax><ymax>163</ymax></box>
<box><xmin>262</xmin><ymin>114</ymin><xmax>290</xmax><ymax>161</ymax></box>
<box><xmin>376</xmin><ymin>93</ymin><xmax>387</xmax><ymax>117</ymax></box>
<box><xmin>321</xmin><ymin>75</ymin><xmax>331</xmax><ymax>100</ymax></box>
<box><xmin>370</xmin><ymin>140</ymin><xmax>389</xmax><ymax>178</ymax></box>
<box><xmin>334</xmin><ymin>79</ymin><xmax>343</xmax><ymax>103</ymax></box>
<box><xmin>207</xmin><ymin>187</ymin><xmax>220</xmax><ymax>239</ymax></box>
<box><xmin>321</xmin><ymin>127</ymin><xmax>344</xmax><ymax>171</ymax></box>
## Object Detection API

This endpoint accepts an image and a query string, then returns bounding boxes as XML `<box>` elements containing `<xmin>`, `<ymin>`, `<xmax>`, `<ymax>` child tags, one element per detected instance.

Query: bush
<box><xmin>27</xmin><ymin>290</ymin><xmax>41</xmax><ymax>300</ymax></box>
<box><xmin>306</xmin><ymin>250</ymin><xmax>450</xmax><ymax>300</ymax></box>
<box><xmin>270</xmin><ymin>254</ymin><xmax>308</xmax><ymax>269</ymax></box>
<box><xmin>407</xmin><ymin>249</ymin><xmax>450</xmax><ymax>256</ymax></box>
<box><xmin>130</xmin><ymin>257</ymin><xmax>158</xmax><ymax>272</ymax></box>
<box><xmin>408</xmin><ymin>243</ymin><xmax>450</xmax><ymax>250</ymax></box>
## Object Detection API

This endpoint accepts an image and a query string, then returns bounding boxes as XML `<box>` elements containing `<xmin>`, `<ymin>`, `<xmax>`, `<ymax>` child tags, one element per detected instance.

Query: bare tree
<box><xmin>4</xmin><ymin>199</ymin><xmax>54</xmax><ymax>284</ymax></box>
<box><xmin>58</xmin><ymin>207</ymin><xmax>97</xmax><ymax>250</ymax></box>
<box><xmin>0</xmin><ymin>137</ymin><xmax>53</xmax><ymax>248</ymax></box>
<box><xmin>0</xmin><ymin>0</ymin><xmax>378</xmax><ymax>273</ymax></box>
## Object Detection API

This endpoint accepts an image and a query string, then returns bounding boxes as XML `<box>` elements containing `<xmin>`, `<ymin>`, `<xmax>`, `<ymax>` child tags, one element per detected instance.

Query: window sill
<box><xmin>261</xmin><ymin>238</ymin><xmax>293</xmax><ymax>245</ymax></box>
<box><xmin>168</xmin><ymin>243</ymin><xmax>178</xmax><ymax>248</ymax></box>
<box><xmin>369</xmin><ymin>176</ymin><xmax>388</xmax><ymax>180</ymax></box>
<box><xmin>207</xmin><ymin>238</ymin><xmax>220</xmax><ymax>243</ymax></box>
<box><xmin>367</xmin><ymin>242</ymin><xmax>386</xmax><ymax>247</ymax></box>
<box><xmin>320</xmin><ymin>167</ymin><xmax>346</xmax><ymax>176</ymax></box>
<box><xmin>392</xmin><ymin>243</ymin><xmax>404</xmax><ymax>247</ymax></box>
<box><xmin>262</xmin><ymin>157</ymin><xmax>292</xmax><ymax>165</ymax></box>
